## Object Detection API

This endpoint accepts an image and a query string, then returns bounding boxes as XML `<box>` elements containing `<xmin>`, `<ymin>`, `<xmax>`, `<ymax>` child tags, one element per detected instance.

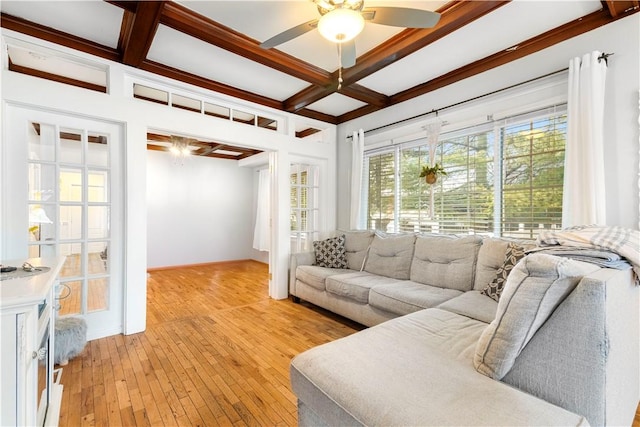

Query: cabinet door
<box><xmin>0</xmin><ymin>313</ymin><xmax>18</xmax><ymax>425</ymax></box>
<box><xmin>0</xmin><ymin>312</ymin><xmax>34</xmax><ymax>426</ymax></box>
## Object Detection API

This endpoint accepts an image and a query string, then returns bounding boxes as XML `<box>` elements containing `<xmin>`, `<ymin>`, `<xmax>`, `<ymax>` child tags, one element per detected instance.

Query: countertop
<box><xmin>0</xmin><ymin>257</ymin><xmax>66</xmax><ymax>309</ymax></box>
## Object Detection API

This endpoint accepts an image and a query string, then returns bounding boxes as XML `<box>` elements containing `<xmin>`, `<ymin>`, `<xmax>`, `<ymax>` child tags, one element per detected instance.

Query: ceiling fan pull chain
<box><xmin>338</xmin><ymin>43</ymin><xmax>343</xmax><ymax>90</ymax></box>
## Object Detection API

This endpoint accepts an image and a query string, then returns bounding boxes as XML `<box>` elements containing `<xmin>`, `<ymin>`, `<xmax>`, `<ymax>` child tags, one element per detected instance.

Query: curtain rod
<box><xmin>347</xmin><ymin>52</ymin><xmax>613</xmax><ymax>140</ymax></box>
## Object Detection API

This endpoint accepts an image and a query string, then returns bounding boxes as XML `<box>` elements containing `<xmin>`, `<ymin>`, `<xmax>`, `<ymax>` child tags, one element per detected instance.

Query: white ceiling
<box><xmin>0</xmin><ymin>0</ymin><xmax>606</xmax><ymax>119</ymax></box>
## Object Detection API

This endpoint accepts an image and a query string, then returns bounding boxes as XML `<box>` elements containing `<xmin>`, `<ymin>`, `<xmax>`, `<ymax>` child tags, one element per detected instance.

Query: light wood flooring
<box><xmin>57</xmin><ymin>260</ymin><xmax>362</xmax><ymax>426</ymax></box>
<box><xmin>58</xmin><ymin>260</ymin><xmax>640</xmax><ymax>426</ymax></box>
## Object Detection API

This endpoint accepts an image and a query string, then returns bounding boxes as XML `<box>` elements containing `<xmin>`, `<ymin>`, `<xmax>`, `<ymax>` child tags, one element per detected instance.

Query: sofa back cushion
<box><xmin>410</xmin><ymin>235</ymin><xmax>482</xmax><ymax>292</ymax></box>
<box><xmin>473</xmin><ymin>253</ymin><xmax>600</xmax><ymax>380</ymax></box>
<box><xmin>364</xmin><ymin>233</ymin><xmax>416</xmax><ymax>280</ymax></box>
<box><xmin>473</xmin><ymin>238</ymin><xmax>536</xmax><ymax>291</ymax></box>
<box><xmin>341</xmin><ymin>230</ymin><xmax>374</xmax><ymax>271</ymax></box>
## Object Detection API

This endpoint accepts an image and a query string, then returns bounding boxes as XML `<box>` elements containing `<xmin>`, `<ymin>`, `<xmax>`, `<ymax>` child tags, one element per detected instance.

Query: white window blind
<box><xmin>363</xmin><ymin>105</ymin><xmax>567</xmax><ymax>239</ymax></box>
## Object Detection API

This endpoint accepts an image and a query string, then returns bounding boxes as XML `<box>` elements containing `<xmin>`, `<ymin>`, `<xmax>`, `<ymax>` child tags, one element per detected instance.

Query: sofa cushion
<box><xmin>410</xmin><ymin>235</ymin><xmax>482</xmax><ymax>291</ymax></box>
<box><xmin>364</xmin><ymin>233</ymin><xmax>416</xmax><ymax>280</ymax></box>
<box><xmin>481</xmin><ymin>243</ymin><xmax>526</xmax><ymax>301</ymax></box>
<box><xmin>296</xmin><ymin>265</ymin><xmax>354</xmax><ymax>291</ymax></box>
<box><xmin>474</xmin><ymin>238</ymin><xmax>535</xmax><ymax>291</ymax></box>
<box><xmin>474</xmin><ymin>254</ymin><xmax>600</xmax><ymax>380</ymax></box>
<box><xmin>313</xmin><ymin>235</ymin><xmax>348</xmax><ymax>269</ymax></box>
<box><xmin>437</xmin><ymin>290</ymin><xmax>498</xmax><ymax>324</ymax></box>
<box><xmin>341</xmin><ymin>230</ymin><xmax>374</xmax><ymax>271</ymax></box>
<box><xmin>326</xmin><ymin>271</ymin><xmax>402</xmax><ymax>304</ymax></box>
<box><xmin>369</xmin><ymin>281</ymin><xmax>462</xmax><ymax>316</ymax></box>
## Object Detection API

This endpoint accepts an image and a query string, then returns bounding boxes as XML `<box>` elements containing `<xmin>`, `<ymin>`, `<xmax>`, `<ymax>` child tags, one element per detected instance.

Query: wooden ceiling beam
<box><xmin>119</xmin><ymin>1</ymin><xmax>165</xmax><ymax>67</ymax></box>
<box><xmin>603</xmin><ymin>0</ymin><xmax>639</xmax><ymax>17</ymax></box>
<box><xmin>105</xmin><ymin>1</ymin><xmax>137</xmax><ymax>13</ymax></box>
<box><xmin>339</xmin><ymin>84</ymin><xmax>389</xmax><ymax>108</ymax></box>
<box><xmin>159</xmin><ymin>2</ymin><xmax>332</xmax><ymax>86</ymax></box>
<box><xmin>0</xmin><ymin>12</ymin><xmax>120</xmax><ymax>62</ymax></box>
<box><xmin>294</xmin><ymin>108</ymin><xmax>339</xmax><ymax>125</ymax></box>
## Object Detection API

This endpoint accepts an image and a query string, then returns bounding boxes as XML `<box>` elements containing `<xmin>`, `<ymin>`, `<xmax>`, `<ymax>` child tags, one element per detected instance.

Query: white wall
<box><xmin>336</xmin><ymin>14</ymin><xmax>640</xmax><ymax>231</ymax></box>
<box><xmin>146</xmin><ymin>150</ymin><xmax>255</xmax><ymax>268</ymax></box>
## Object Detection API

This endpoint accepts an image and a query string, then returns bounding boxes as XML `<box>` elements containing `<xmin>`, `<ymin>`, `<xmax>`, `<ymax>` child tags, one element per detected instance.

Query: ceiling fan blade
<box><xmin>362</xmin><ymin>7</ymin><xmax>440</xmax><ymax>28</ymax></box>
<box><xmin>260</xmin><ymin>19</ymin><xmax>319</xmax><ymax>49</ymax></box>
<box><xmin>340</xmin><ymin>40</ymin><xmax>356</xmax><ymax>69</ymax></box>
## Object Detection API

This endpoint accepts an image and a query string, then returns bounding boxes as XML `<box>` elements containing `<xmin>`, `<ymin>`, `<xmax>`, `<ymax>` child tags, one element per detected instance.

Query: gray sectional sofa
<box><xmin>288</xmin><ymin>230</ymin><xmax>639</xmax><ymax>426</ymax></box>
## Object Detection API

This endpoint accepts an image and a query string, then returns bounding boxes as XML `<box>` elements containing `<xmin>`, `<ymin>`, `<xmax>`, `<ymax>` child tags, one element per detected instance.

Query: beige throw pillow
<box><xmin>474</xmin><ymin>253</ymin><xmax>599</xmax><ymax>380</ymax></box>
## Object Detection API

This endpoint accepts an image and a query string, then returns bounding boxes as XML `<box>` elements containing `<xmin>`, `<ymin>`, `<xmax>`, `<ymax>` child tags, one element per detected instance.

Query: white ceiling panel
<box><xmin>306</xmin><ymin>93</ymin><xmax>367</xmax><ymax>116</ymax></box>
<box><xmin>147</xmin><ymin>25</ymin><xmax>310</xmax><ymax>101</ymax></box>
<box><xmin>0</xmin><ymin>1</ymin><xmax>123</xmax><ymax>49</ymax></box>
<box><xmin>358</xmin><ymin>0</ymin><xmax>603</xmax><ymax>95</ymax></box>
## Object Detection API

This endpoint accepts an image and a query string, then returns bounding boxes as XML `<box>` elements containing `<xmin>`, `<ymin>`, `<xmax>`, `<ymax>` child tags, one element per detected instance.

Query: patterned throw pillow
<box><xmin>481</xmin><ymin>243</ymin><xmax>526</xmax><ymax>301</ymax></box>
<box><xmin>313</xmin><ymin>235</ymin><xmax>348</xmax><ymax>269</ymax></box>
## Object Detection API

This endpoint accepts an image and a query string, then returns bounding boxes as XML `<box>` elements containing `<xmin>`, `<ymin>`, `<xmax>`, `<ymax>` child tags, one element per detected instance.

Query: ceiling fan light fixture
<box><xmin>318</xmin><ymin>8</ymin><xmax>365</xmax><ymax>43</ymax></box>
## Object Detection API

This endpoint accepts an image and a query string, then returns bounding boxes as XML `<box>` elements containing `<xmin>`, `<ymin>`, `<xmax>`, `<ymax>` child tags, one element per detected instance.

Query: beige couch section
<box><xmin>288</xmin><ymin>231</ymin><xmax>640</xmax><ymax>426</ymax></box>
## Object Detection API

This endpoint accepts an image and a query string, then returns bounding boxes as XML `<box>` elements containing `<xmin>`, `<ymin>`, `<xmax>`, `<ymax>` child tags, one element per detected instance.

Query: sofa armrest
<box><xmin>503</xmin><ymin>267</ymin><xmax>638</xmax><ymax>426</ymax></box>
<box><xmin>290</xmin><ymin>251</ymin><xmax>316</xmax><ymax>296</ymax></box>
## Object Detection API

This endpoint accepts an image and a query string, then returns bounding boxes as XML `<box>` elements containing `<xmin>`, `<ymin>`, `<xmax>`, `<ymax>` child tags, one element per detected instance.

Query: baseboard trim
<box><xmin>147</xmin><ymin>259</ymin><xmax>267</xmax><ymax>272</ymax></box>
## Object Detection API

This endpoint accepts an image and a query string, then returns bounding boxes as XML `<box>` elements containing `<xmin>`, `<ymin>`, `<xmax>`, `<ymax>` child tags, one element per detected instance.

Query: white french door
<box><xmin>3</xmin><ymin>106</ymin><xmax>124</xmax><ymax>340</ymax></box>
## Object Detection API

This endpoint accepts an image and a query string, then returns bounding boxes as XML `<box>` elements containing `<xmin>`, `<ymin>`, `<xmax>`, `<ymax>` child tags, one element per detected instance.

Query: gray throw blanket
<box><xmin>535</xmin><ymin>225</ymin><xmax>640</xmax><ymax>284</ymax></box>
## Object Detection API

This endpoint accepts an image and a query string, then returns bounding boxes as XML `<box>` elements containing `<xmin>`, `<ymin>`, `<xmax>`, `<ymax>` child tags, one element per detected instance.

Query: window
<box><xmin>290</xmin><ymin>164</ymin><xmax>319</xmax><ymax>252</ymax></box>
<box><xmin>364</xmin><ymin>106</ymin><xmax>566</xmax><ymax>239</ymax></box>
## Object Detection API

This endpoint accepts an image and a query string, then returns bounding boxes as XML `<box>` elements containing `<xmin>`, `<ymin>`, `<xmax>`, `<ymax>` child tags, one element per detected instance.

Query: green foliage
<box><xmin>419</xmin><ymin>163</ymin><xmax>447</xmax><ymax>178</ymax></box>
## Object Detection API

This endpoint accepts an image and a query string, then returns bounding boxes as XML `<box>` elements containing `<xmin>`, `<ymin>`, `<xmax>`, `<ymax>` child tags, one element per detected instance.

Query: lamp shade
<box><xmin>318</xmin><ymin>9</ymin><xmax>365</xmax><ymax>43</ymax></box>
<box><xmin>29</xmin><ymin>207</ymin><xmax>52</xmax><ymax>224</ymax></box>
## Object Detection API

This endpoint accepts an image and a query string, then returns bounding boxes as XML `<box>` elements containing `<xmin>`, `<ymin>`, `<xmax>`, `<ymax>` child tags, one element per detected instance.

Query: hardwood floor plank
<box><xmin>57</xmin><ymin>260</ymin><xmax>633</xmax><ymax>426</ymax></box>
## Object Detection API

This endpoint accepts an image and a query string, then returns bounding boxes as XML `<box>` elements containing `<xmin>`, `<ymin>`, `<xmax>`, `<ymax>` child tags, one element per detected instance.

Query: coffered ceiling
<box><xmin>1</xmin><ymin>0</ymin><xmax>638</xmax><ymax>126</ymax></box>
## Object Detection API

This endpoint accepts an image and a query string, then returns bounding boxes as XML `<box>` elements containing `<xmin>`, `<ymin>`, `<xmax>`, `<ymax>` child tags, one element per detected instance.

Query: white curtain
<box><xmin>253</xmin><ymin>168</ymin><xmax>270</xmax><ymax>251</ymax></box>
<box><xmin>562</xmin><ymin>51</ymin><xmax>607</xmax><ymax>228</ymax></box>
<box><xmin>350</xmin><ymin>129</ymin><xmax>364</xmax><ymax>229</ymax></box>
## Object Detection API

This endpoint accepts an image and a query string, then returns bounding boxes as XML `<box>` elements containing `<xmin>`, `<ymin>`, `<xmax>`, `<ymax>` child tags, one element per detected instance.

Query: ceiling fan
<box><xmin>260</xmin><ymin>0</ymin><xmax>441</xmax><ymax>69</ymax></box>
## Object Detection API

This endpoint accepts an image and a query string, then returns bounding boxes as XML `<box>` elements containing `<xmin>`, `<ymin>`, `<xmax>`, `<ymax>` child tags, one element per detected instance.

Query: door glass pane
<box><xmin>58</xmin><ymin>280</ymin><xmax>82</xmax><ymax>315</ymax></box>
<box><xmin>60</xmin><ymin>169</ymin><xmax>83</xmax><ymax>202</ymax></box>
<box><xmin>59</xmin><ymin>127</ymin><xmax>83</xmax><ymax>164</ymax></box>
<box><xmin>39</xmin><ymin>243</ymin><xmax>56</xmax><ymax>258</ymax></box>
<box><xmin>88</xmin><ymin>207</ymin><xmax>109</xmax><ymax>239</ymax></box>
<box><xmin>59</xmin><ymin>206</ymin><xmax>83</xmax><ymax>240</ymax></box>
<box><xmin>28</xmin><ymin>245</ymin><xmax>39</xmax><ymax>258</ymax></box>
<box><xmin>88</xmin><ymin>278</ymin><xmax>108</xmax><ymax>312</ymax></box>
<box><xmin>88</xmin><ymin>241</ymin><xmax>109</xmax><ymax>275</ymax></box>
<box><xmin>28</xmin><ymin>204</ymin><xmax>55</xmax><ymax>242</ymax></box>
<box><xmin>87</xmin><ymin>132</ymin><xmax>109</xmax><ymax>167</ymax></box>
<box><xmin>60</xmin><ymin>243</ymin><xmax>83</xmax><ymax>278</ymax></box>
<box><xmin>28</xmin><ymin>163</ymin><xmax>56</xmax><ymax>202</ymax></box>
<box><xmin>88</xmin><ymin>171</ymin><xmax>108</xmax><ymax>202</ymax></box>
<box><xmin>28</xmin><ymin>122</ymin><xmax>55</xmax><ymax>161</ymax></box>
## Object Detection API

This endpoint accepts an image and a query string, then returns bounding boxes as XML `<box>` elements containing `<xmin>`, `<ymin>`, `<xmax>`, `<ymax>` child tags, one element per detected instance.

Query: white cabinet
<box><xmin>1</xmin><ymin>257</ymin><xmax>65</xmax><ymax>427</ymax></box>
